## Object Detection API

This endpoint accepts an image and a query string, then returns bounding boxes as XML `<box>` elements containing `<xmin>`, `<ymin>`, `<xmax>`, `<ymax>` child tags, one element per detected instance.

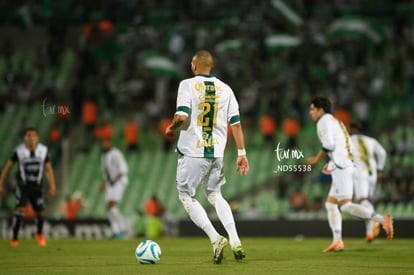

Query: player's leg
<box><xmin>354</xmin><ymin>171</ymin><xmax>375</xmax><ymax>242</ymax></box>
<box><xmin>206</xmin><ymin>190</ymin><xmax>240</xmax><ymax>245</ymax></box>
<box><xmin>361</xmin><ymin>199</ymin><xmax>375</xmax><ymax>241</ymax></box>
<box><xmin>176</xmin><ymin>156</ymin><xmax>225</xmax><ymax>263</ymax></box>
<box><xmin>323</xmin><ymin>190</ymin><xmax>343</xmax><ymax>252</ymax></box>
<box><xmin>337</xmin><ymin>167</ymin><xmax>394</xmax><ymax>239</ymax></box>
<box><xmin>322</xmin><ymin>166</ymin><xmax>358</xmax><ymax>252</ymax></box>
<box><xmin>179</xmin><ymin>191</ymin><xmax>227</xmax><ymax>264</ymax></box>
<box><xmin>325</xmin><ymin>197</ymin><xmax>342</xmax><ymax>243</ymax></box>
<box><xmin>106</xmin><ymin>182</ymin><xmax>127</xmax><ymax>239</ymax></box>
<box><xmin>177</xmin><ymin>156</ymin><xmax>219</xmax><ymax>242</ymax></box>
<box><xmin>206</xmin><ymin>189</ymin><xmax>245</xmax><ymax>260</ymax></box>
<box><xmin>367</xmin><ymin>176</ymin><xmax>381</xmax><ymax>238</ymax></box>
<box><xmin>333</xmin><ymin>166</ymin><xmax>372</xmax><ymax>219</ymax></box>
<box><xmin>204</xmin><ymin>158</ymin><xmax>245</xmax><ymax>260</ymax></box>
<box><xmin>107</xmin><ymin>201</ymin><xmax>120</xmax><ymax>237</ymax></box>
<box><xmin>340</xmin><ymin>199</ymin><xmax>393</xmax><ymax>239</ymax></box>
<box><xmin>33</xmin><ymin>210</ymin><xmax>47</xmax><ymax>246</ymax></box>
<box><xmin>31</xmin><ymin>188</ymin><xmax>47</xmax><ymax>246</ymax></box>
<box><xmin>11</xmin><ymin>207</ymin><xmax>25</xmax><ymax>246</ymax></box>
<box><xmin>10</xmin><ymin>185</ymin><xmax>27</xmax><ymax>246</ymax></box>
<box><xmin>178</xmin><ymin>191</ymin><xmax>219</xmax><ymax>242</ymax></box>
<box><xmin>178</xmin><ymin>188</ymin><xmax>227</xmax><ymax>264</ymax></box>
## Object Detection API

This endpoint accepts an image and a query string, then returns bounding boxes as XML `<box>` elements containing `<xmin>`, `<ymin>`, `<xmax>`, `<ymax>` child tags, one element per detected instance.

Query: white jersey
<box><xmin>351</xmin><ymin>134</ymin><xmax>386</xmax><ymax>176</ymax></box>
<box><xmin>102</xmin><ymin>147</ymin><xmax>128</xmax><ymax>185</ymax></box>
<box><xmin>175</xmin><ymin>74</ymin><xmax>240</xmax><ymax>158</ymax></box>
<box><xmin>317</xmin><ymin>113</ymin><xmax>354</xmax><ymax>169</ymax></box>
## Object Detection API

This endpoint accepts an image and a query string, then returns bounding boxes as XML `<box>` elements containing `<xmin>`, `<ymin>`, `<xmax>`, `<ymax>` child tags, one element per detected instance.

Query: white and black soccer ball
<box><xmin>135</xmin><ymin>240</ymin><xmax>162</xmax><ymax>264</ymax></box>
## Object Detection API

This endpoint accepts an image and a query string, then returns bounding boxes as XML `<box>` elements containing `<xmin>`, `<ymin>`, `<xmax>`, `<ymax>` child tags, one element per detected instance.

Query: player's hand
<box><xmin>236</xmin><ymin>155</ymin><xmax>249</xmax><ymax>176</ymax></box>
<box><xmin>321</xmin><ymin>163</ymin><xmax>332</xmax><ymax>175</ymax></box>
<box><xmin>99</xmin><ymin>180</ymin><xmax>105</xmax><ymax>193</ymax></box>
<box><xmin>165</xmin><ymin>125</ymin><xmax>176</xmax><ymax>138</ymax></box>
<box><xmin>48</xmin><ymin>187</ymin><xmax>56</xmax><ymax>198</ymax></box>
<box><xmin>377</xmin><ymin>170</ymin><xmax>383</xmax><ymax>179</ymax></box>
<box><xmin>0</xmin><ymin>184</ymin><xmax>3</xmax><ymax>195</ymax></box>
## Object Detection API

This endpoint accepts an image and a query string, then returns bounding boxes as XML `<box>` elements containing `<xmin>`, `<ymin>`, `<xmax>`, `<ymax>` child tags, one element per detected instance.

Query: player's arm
<box><xmin>317</xmin><ymin>120</ymin><xmax>335</xmax><ymax>153</ymax></box>
<box><xmin>231</xmin><ymin>123</ymin><xmax>249</xmax><ymax>176</ymax></box>
<box><xmin>165</xmin><ymin>113</ymin><xmax>188</xmax><ymax>138</ymax></box>
<box><xmin>110</xmin><ymin>152</ymin><xmax>128</xmax><ymax>185</ymax></box>
<box><xmin>99</xmin><ymin>178</ymin><xmax>106</xmax><ymax>193</ymax></box>
<box><xmin>227</xmin><ymin>90</ymin><xmax>248</xmax><ymax>175</ymax></box>
<box><xmin>0</xmin><ymin>160</ymin><xmax>15</xmax><ymax>194</ymax></box>
<box><xmin>167</xmin><ymin>81</ymin><xmax>191</xmax><ymax>138</ymax></box>
<box><xmin>306</xmin><ymin>150</ymin><xmax>327</xmax><ymax>166</ymax></box>
<box><xmin>44</xmin><ymin>161</ymin><xmax>56</xmax><ymax>198</ymax></box>
<box><xmin>373</xmin><ymin>139</ymin><xmax>387</xmax><ymax>178</ymax></box>
<box><xmin>373</xmin><ymin>139</ymin><xmax>387</xmax><ymax>169</ymax></box>
<box><xmin>109</xmin><ymin>172</ymin><xmax>126</xmax><ymax>185</ymax></box>
<box><xmin>307</xmin><ymin>119</ymin><xmax>331</xmax><ymax>165</ymax></box>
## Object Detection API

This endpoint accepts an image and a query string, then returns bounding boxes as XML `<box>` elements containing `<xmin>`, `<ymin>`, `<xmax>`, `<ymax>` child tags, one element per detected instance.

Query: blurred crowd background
<box><xmin>0</xmin><ymin>0</ymin><xmax>413</xmax><ymax>227</ymax></box>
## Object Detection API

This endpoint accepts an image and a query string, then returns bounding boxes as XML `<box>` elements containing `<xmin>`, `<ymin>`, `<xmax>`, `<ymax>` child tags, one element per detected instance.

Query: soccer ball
<box><xmin>135</xmin><ymin>240</ymin><xmax>162</xmax><ymax>264</ymax></box>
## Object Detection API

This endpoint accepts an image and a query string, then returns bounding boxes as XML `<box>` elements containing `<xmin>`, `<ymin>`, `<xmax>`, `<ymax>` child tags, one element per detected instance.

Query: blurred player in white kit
<box><xmin>349</xmin><ymin>122</ymin><xmax>387</xmax><ymax>243</ymax></box>
<box><xmin>306</xmin><ymin>97</ymin><xmax>393</xmax><ymax>252</ymax></box>
<box><xmin>99</xmin><ymin>138</ymin><xmax>128</xmax><ymax>239</ymax></box>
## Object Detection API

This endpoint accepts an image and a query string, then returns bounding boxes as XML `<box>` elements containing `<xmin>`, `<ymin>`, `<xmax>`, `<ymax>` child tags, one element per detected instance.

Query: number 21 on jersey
<box><xmin>197</xmin><ymin>102</ymin><xmax>218</xmax><ymax>127</ymax></box>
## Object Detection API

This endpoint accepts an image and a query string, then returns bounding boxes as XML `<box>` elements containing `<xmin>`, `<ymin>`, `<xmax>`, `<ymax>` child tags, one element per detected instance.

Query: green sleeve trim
<box><xmin>322</xmin><ymin>147</ymin><xmax>330</xmax><ymax>152</ymax></box>
<box><xmin>176</xmin><ymin>106</ymin><xmax>190</xmax><ymax>114</ymax></box>
<box><xmin>176</xmin><ymin>146</ymin><xmax>184</xmax><ymax>156</ymax></box>
<box><xmin>229</xmin><ymin>115</ymin><xmax>240</xmax><ymax>125</ymax></box>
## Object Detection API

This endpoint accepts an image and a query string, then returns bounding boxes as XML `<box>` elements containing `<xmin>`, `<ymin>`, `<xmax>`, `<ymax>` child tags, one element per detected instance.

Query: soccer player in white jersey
<box><xmin>165</xmin><ymin>50</ymin><xmax>249</xmax><ymax>264</ymax></box>
<box><xmin>99</xmin><ymin>138</ymin><xmax>128</xmax><ymax>239</ymax></box>
<box><xmin>306</xmin><ymin>97</ymin><xmax>393</xmax><ymax>252</ymax></box>
<box><xmin>349</xmin><ymin>122</ymin><xmax>387</xmax><ymax>243</ymax></box>
<box><xmin>0</xmin><ymin>127</ymin><xmax>56</xmax><ymax>247</ymax></box>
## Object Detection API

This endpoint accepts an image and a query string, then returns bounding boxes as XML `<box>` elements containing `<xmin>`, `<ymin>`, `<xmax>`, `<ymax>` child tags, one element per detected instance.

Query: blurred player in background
<box><xmin>59</xmin><ymin>191</ymin><xmax>86</xmax><ymax>220</ymax></box>
<box><xmin>0</xmin><ymin>127</ymin><xmax>56</xmax><ymax>247</ymax></box>
<box><xmin>166</xmin><ymin>50</ymin><xmax>249</xmax><ymax>264</ymax></box>
<box><xmin>145</xmin><ymin>194</ymin><xmax>164</xmax><ymax>238</ymax></box>
<box><xmin>349</xmin><ymin>122</ymin><xmax>387</xmax><ymax>243</ymax></box>
<box><xmin>99</xmin><ymin>138</ymin><xmax>128</xmax><ymax>239</ymax></box>
<box><xmin>306</xmin><ymin>97</ymin><xmax>393</xmax><ymax>252</ymax></box>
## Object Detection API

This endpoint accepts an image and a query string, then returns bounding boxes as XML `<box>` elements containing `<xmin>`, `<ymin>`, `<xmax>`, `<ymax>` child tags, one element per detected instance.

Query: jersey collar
<box><xmin>318</xmin><ymin>112</ymin><xmax>330</xmax><ymax>122</ymax></box>
<box><xmin>195</xmin><ymin>74</ymin><xmax>214</xmax><ymax>78</ymax></box>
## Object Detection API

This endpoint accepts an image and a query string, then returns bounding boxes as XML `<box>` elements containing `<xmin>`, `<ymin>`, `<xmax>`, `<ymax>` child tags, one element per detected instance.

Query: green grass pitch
<box><xmin>2</xmin><ymin>237</ymin><xmax>413</xmax><ymax>274</ymax></box>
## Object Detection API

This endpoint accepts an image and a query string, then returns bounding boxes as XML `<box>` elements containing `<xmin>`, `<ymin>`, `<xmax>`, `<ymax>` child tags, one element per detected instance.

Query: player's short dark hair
<box><xmin>311</xmin><ymin>97</ymin><xmax>331</xmax><ymax>113</ymax></box>
<box><xmin>25</xmin><ymin>127</ymin><xmax>38</xmax><ymax>134</ymax></box>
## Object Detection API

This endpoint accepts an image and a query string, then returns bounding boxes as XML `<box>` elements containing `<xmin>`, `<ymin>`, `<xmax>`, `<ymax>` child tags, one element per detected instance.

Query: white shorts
<box><xmin>176</xmin><ymin>155</ymin><xmax>226</xmax><ymax>197</ymax></box>
<box><xmin>328</xmin><ymin>165</ymin><xmax>354</xmax><ymax>201</ymax></box>
<box><xmin>105</xmin><ymin>178</ymin><xmax>128</xmax><ymax>202</ymax></box>
<box><xmin>353</xmin><ymin>170</ymin><xmax>377</xmax><ymax>200</ymax></box>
